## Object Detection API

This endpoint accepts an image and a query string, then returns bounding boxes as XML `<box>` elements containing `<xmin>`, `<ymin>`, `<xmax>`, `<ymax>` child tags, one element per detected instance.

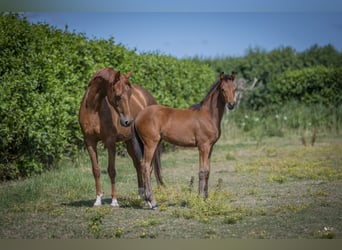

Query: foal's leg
<box><xmin>142</xmin><ymin>142</ymin><xmax>159</xmax><ymax>209</ymax></box>
<box><xmin>125</xmin><ymin>140</ymin><xmax>145</xmax><ymax>198</ymax></box>
<box><xmin>85</xmin><ymin>139</ymin><xmax>103</xmax><ymax>206</ymax></box>
<box><xmin>198</xmin><ymin>143</ymin><xmax>212</xmax><ymax>198</ymax></box>
<box><xmin>107</xmin><ymin>141</ymin><xmax>119</xmax><ymax>207</ymax></box>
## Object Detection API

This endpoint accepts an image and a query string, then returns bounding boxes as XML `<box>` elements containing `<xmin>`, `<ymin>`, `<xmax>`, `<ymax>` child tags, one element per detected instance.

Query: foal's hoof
<box><xmin>146</xmin><ymin>201</ymin><xmax>158</xmax><ymax>210</ymax></box>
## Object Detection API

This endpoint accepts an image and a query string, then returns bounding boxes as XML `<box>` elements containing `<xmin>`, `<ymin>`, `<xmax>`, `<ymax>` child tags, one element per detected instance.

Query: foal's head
<box><xmin>219</xmin><ymin>72</ymin><xmax>236</xmax><ymax>110</ymax></box>
<box><xmin>108</xmin><ymin>71</ymin><xmax>134</xmax><ymax>127</ymax></box>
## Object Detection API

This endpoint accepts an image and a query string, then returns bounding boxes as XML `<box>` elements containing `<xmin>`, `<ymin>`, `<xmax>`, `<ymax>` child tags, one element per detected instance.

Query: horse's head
<box><xmin>219</xmin><ymin>71</ymin><xmax>236</xmax><ymax>110</ymax></box>
<box><xmin>108</xmin><ymin>71</ymin><xmax>134</xmax><ymax>127</ymax></box>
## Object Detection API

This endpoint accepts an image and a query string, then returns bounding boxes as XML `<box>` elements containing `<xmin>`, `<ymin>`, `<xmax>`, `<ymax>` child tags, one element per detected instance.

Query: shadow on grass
<box><xmin>63</xmin><ymin>197</ymin><xmax>146</xmax><ymax>209</ymax></box>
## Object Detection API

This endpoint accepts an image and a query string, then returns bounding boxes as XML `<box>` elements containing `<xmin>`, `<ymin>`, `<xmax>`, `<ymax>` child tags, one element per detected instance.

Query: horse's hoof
<box><xmin>110</xmin><ymin>199</ymin><xmax>120</xmax><ymax>208</ymax></box>
<box><xmin>93</xmin><ymin>194</ymin><xmax>103</xmax><ymax>206</ymax></box>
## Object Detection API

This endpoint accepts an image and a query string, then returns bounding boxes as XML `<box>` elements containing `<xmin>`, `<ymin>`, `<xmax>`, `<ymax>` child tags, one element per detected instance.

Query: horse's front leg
<box><xmin>85</xmin><ymin>139</ymin><xmax>103</xmax><ymax>206</ymax></box>
<box><xmin>198</xmin><ymin>144</ymin><xmax>212</xmax><ymax>198</ymax></box>
<box><xmin>126</xmin><ymin>140</ymin><xmax>145</xmax><ymax>198</ymax></box>
<box><xmin>107</xmin><ymin>142</ymin><xmax>119</xmax><ymax>207</ymax></box>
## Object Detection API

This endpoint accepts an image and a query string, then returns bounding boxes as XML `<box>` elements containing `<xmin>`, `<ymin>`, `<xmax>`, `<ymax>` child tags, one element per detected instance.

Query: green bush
<box><xmin>268</xmin><ymin>66</ymin><xmax>342</xmax><ymax>106</ymax></box>
<box><xmin>0</xmin><ymin>13</ymin><xmax>216</xmax><ymax>180</ymax></box>
<box><xmin>245</xmin><ymin>66</ymin><xmax>342</xmax><ymax>109</ymax></box>
<box><xmin>128</xmin><ymin>54</ymin><xmax>216</xmax><ymax>108</ymax></box>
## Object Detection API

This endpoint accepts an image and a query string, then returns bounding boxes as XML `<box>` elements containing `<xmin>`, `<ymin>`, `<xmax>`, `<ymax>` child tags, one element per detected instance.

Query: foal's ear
<box><xmin>126</xmin><ymin>71</ymin><xmax>133</xmax><ymax>78</ymax></box>
<box><xmin>220</xmin><ymin>72</ymin><xmax>225</xmax><ymax>80</ymax></box>
<box><xmin>230</xmin><ymin>71</ymin><xmax>236</xmax><ymax>81</ymax></box>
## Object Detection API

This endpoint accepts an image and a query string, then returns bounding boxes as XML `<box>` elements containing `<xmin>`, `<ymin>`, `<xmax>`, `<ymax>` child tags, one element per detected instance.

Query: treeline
<box><xmin>194</xmin><ymin>43</ymin><xmax>342</xmax><ymax>138</ymax></box>
<box><xmin>194</xmin><ymin>45</ymin><xmax>342</xmax><ymax>109</ymax></box>
<box><xmin>0</xmin><ymin>13</ymin><xmax>341</xmax><ymax>180</ymax></box>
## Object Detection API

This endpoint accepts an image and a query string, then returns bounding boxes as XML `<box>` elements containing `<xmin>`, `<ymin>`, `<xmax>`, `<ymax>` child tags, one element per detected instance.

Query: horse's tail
<box><xmin>131</xmin><ymin>122</ymin><xmax>165</xmax><ymax>187</ymax></box>
<box><xmin>131</xmin><ymin>122</ymin><xmax>144</xmax><ymax>162</ymax></box>
<box><xmin>153</xmin><ymin>142</ymin><xmax>164</xmax><ymax>186</ymax></box>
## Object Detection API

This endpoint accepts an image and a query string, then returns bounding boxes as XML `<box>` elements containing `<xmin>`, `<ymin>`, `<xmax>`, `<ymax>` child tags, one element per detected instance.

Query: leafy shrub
<box><xmin>126</xmin><ymin>53</ymin><xmax>216</xmax><ymax>108</ymax></box>
<box><xmin>246</xmin><ymin>66</ymin><xmax>342</xmax><ymax>109</ymax></box>
<box><xmin>0</xmin><ymin>13</ymin><xmax>216</xmax><ymax>180</ymax></box>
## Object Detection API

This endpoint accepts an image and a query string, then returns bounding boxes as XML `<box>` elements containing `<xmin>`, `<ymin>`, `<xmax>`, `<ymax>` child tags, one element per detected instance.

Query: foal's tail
<box><xmin>131</xmin><ymin>122</ymin><xmax>164</xmax><ymax>186</ymax></box>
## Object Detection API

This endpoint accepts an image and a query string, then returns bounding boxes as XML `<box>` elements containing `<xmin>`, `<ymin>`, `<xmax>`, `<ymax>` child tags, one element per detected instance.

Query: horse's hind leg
<box><xmin>126</xmin><ymin>140</ymin><xmax>145</xmax><ymax>198</ymax></box>
<box><xmin>107</xmin><ymin>142</ymin><xmax>119</xmax><ymax>207</ymax></box>
<box><xmin>85</xmin><ymin>139</ymin><xmax>103</xmax><ymax>206</ymax></box>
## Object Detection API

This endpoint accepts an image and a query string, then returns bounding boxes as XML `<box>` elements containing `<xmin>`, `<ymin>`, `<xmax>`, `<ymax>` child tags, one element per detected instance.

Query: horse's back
<box><xmin>132</xmin><ymin>84</ymin><xmax>157</xmax><ymax>106</ymax></box>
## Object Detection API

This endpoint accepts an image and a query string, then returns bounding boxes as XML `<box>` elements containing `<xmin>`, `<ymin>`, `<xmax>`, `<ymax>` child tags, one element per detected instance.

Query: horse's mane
<box><xmin>84</xmin><ymin>68</ymin><xmax>116</xmax><ymax>110</ymax></box>
<box><xmin>189</xmin><ymin>74</ymin><xmax>233</xmax><ymax>110</ymax></box>
<box><xmin>88</xmin><ymin>67</ymin><xmax>116</xmax><ymax>87</ymax></box>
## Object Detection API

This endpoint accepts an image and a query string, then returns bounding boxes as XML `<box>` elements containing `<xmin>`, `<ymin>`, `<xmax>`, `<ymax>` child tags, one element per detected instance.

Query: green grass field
<box><xmin>0</xmin><ymin>129</ymin><xmax>341</xmax><ymax>239</ymax></box>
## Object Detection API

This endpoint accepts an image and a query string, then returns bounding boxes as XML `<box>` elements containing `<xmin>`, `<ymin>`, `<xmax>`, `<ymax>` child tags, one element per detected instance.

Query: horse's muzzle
<box><xmin>227</xmin><ymin>102</ymin><xmax>235</xmax><ymax>110</ymax></box>
<box><xmin>119</xmin><ymin>114</ymin><xmax>133</xmax><ymax>127</ymax></box>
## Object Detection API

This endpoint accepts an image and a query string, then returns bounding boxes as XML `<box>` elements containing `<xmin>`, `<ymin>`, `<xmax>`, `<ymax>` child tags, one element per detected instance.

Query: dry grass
<box><xmin>0</xmin><ymin>133</ymin><xmax>341</xmax><ymax>239</ymax></box>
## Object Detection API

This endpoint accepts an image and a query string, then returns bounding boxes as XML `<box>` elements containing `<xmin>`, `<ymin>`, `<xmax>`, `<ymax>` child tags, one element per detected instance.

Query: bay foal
<box><xmin>132</xmin><ymin>72</ymin><xmax>236</xmax><ymax>209</ymax></box>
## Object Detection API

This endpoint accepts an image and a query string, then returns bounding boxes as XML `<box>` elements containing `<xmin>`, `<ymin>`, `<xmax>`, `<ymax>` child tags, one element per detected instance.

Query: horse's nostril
<box><xmin>122</xmin><ymin>119</ymin><xmax>132</xmax><ymax>127</ymax></box>
<box><xmin>227</xmin><ymin>103</ymin><xmax>235</xmax><ymax>110</ymax></box>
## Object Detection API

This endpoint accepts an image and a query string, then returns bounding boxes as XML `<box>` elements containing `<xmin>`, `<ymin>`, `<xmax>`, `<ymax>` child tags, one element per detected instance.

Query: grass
<box><xmin>0</xmin><ymin>130</ymin><xmax>341</xmax><ymax>239</ymax></box>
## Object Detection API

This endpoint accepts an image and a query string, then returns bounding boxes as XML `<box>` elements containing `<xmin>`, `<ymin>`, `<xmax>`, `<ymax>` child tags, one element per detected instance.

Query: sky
<box><xmin>14</xmin><ymin>0</ymin><xmax>342</xmax><ymax>58</ymax></box>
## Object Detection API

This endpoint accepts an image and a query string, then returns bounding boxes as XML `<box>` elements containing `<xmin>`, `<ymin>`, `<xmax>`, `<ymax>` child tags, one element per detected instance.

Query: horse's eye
<box><xmin>115</xmin><ymin>95</ymin><xmax>121</xmax><ymax>103</ymax></box>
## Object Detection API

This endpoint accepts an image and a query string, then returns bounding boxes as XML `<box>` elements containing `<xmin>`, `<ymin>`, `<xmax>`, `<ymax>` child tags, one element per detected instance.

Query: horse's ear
<box><xmin>220</xmin><ymin>72</ymin><xmax>225</xmax><ymax>80</ymax></box>
<box><xmin>230</xmin><ymin>71</ymin><xmax>235</xmax><ymax>81</ymax></box>
<box><xmin>114</xmin><ymin>71</ymin><xmax>121</xmax><ymax>83</ymax></box>
<box><xmin>125</xmin><ymin>71</ymin><xmax>133</xmax><ymax>87</ymax></box>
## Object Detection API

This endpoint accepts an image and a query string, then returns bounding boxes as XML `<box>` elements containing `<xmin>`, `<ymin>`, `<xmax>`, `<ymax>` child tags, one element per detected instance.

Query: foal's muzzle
<box><xmin>227</xmin><ymin>102</ymin><xmax>235</xmax><ymax>110</ymax></box>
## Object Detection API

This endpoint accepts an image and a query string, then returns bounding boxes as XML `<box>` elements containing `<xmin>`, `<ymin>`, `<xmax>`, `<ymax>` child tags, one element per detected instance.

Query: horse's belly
<box><xmin>162</xmin><ymin>132</ymin><xmax>196</xmax><ymax>147</ymax></box>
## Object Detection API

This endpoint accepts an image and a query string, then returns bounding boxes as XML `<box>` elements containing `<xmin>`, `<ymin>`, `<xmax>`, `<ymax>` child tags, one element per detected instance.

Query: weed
<box><xmin>140</xmin><ymin>230</ymin><xmax>147</xmax><ymax>238</ymax></box>
<box><xmin>86</xmin><ymin>206</ymin><xmax>112</xmax><ymax>238</ymax></box>
<box><xmin>113</xmin><ymin>226</ymin><xmax>124</xmax><ymax>238</ymax></box>
<box><xmin>225</xmin><ymin>153</ymin><xmax>236</xmax><ymax>161</ymax></box>
<box><xmin>249</xmin><ymin>230</ymin><xmax>269</xmax><ymax>239</ymax></box>
<box><xmin>272</xmin><ymin>204</ymin><xmax>309</xmax><ymax>214</ymax></box>
<box><xmin>203</xmin><ymin>227</ymin><xmax>217</xmax><ymax>239</ymax></box>
<box><xmin>223</xmin><ymin>213</ymin><xmax>244</xmax><ymax>224</ymax></box>
<box><xmin>268</xmin><ymin>175</ymin><xmax>286</xmax><ymax>184</ymax></box>
<box><xmin>314</xmin><ymin>226</ymin><xmax>336</xmax><ymax>239</ymax></box>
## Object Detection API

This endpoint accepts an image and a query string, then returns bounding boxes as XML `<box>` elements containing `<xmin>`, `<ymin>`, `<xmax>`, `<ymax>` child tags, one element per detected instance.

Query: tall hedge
<box><xmin>0</xmin><ymin>13</ymin><xmax>216</xmax><ymax>180</ymax></box>
<box><xmin>246</xmin><ymin>66</ymin><xmax>342</xmax><ymax>109</ymax></box>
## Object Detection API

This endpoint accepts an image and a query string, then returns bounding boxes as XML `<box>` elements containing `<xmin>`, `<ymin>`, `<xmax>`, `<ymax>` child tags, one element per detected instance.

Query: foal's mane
<box><xmin>189</xmin><ymin>74</ymin><xmax>232</xmax><ymax>110</ymax></box>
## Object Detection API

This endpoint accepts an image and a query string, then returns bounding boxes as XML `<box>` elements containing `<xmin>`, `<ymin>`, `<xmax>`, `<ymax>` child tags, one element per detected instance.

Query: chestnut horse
<box><xmin>79</xmin><ymin>67</ymin><xmax>163</xmax><ymax>207</ymax></box>
<box><xmin>131</xmin><ymin>72</ymin><xmax>236</xmax><ymax>209</ymax></box>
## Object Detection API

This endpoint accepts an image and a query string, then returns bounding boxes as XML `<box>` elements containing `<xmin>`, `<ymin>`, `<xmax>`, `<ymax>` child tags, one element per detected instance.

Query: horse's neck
<box><xmin>84</xmin><ymin>79</ymin><xmax>108</xmax><ymax>111</ymax></box>
<box><xmin>201</xmin><ymin>90</ymin><xmax>225</xmax><ymax>129</ymax></box>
